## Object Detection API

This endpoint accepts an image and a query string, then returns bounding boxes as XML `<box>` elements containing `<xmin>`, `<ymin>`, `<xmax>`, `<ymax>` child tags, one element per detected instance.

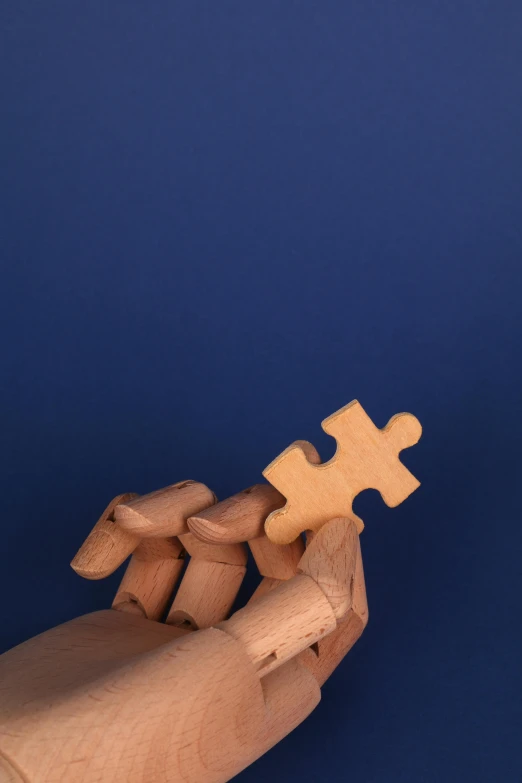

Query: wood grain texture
<box><xmin>166</xmin><ymin>559</ymin><xmax>246</xmax><ymax>630</ymax></box>
<box><xmin>114</xmin><ymin>480</ymin><xmax>216</xmax><ymax>538</ymax></box>
<box><xmin>264</xmin><ymin>400</ymin><xmax>422</xmax><ymax>544</ymax></box>
<box><xmin>1</xmin><ymin>510</ymin><xmax>372</xmax><ymax>782</ymax></box>
<box><xmin>178</xmin><ymin>532</ymin><xmax>247</xmax><ymax>566</ymax></box>
<box><xmin>258</xmin><ymin>657</ymin><xmax>320</xmax><ymax>750</ymax></box>
<box><xmin>70</xmin><ymin>493</ymin><xmax>140</xmax><ymax>579</ymax></box>
<box><xmin>0</xmin><ymin>754</ymin><xmax>24</xmax><ymax>782</ymax></box>
<box><xmin>249</xmin><ymin>535</ymin><xmax>304</xmax><ymax>579</ymax></box>
<box><xmin>219</xmin><ymin>574</ymin><xmax>337</xmax><ymax>676</ymax></box>
<box><xmin>0</xmin><ymin>615</ymin><xmax>320</xmax><ymax>783</ymax></box>
<box><xmin>187</xmin><ymin>484</ymin><xmax>284</xmax><ymax>544</ymax></box>
<box><xmin>112</xmin><ymin>538</ymin><xmax>185</xmax><ymax>621</ymax></box>
<box><xmin>297</xmin><ymin>517</ymin><xmax>359</xmax><ymax>618</ymax></box>
<box><xmin>298</xmin><ymin>535</ymin><xmax>368</xmax><ymax>686</ymax></box>
<box><xmin>247</xmin><ymin>576</ymin><xmax>283</xmax><ymax>603</ymax></box>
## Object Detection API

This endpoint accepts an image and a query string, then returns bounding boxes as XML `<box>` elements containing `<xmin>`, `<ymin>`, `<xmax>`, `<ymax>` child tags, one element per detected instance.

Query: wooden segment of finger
<box><xmin>298</xmin><ymin>537</ymin><xmax>368</xmax><ymax>686</ymax></box>
<box><xmin>351</xmin><ymin>537</ymin><xmax>369</xmax><ymax>621</ymax></box>
<box><xmin>219</xmin><ymin>574</ymin><xmax>337</xmax><ymax>677</ymax></box>
<box><xmin>258</xmin><ymin>657</ymin><xmax>320</xmax><ymax>752</ymax></box>
<box><xmin>166</xmin><ymin>558</ymin><xmax>246</xmax><ymax>630</ymax></box>
<box><xmin>248</xmin><ymin>577</ymin><xmax>283</xmax><ymax>604</ymax></box>
<box><xmin>71</xmin><ymin>493</ymin><xmax>140</xmax><ymax>579</ymax></box>
<box><xmin>178</xmin><ymin>532</ymin><xmax>247</xmax><ymax>566</ymax></box>
<box><xmin>112</xmin><ymin>538</ymin><xmax>185</xmax><ymax>621</ymax></box>
<box><xmin>249</xmin><ymin>534</ymin><xmax>304</xmax><ymax>579</ymax></box>
<box><xmin>298</xmin><ymin>517</ymin><xmax>359</xmax><ymax>619</ymax></box>
<box><xmin>114</xmin><ymin>480</ymin><xmax>216</xmax><ymax>538</ymax></box>
<box><xmin>187</xmin><ymin>483</ymin><xmax>284</xmax><ymax>544</ymax></box>
<box><xmin>248</xmin><ymin>531</ymin><xmax>305</xmax><ymax>604</ymax></box>
<box><xmin>298</xmin><ymin>612</ymin><xmax>366</xmax><ymax>687</ymax></box>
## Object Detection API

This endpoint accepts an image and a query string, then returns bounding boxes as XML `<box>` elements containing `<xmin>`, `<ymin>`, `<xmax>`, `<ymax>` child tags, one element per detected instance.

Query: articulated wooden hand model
<box><xmin>0</xmin><ymin>401</ymin><xmax>421</xmax><ymax>783</ymax></box>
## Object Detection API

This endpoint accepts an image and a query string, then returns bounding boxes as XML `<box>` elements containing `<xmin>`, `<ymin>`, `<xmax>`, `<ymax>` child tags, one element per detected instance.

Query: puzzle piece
<box><xmin>263</xmin><ymin>400</ymin><xmax>422</xmax><ymax>545</ymax></box>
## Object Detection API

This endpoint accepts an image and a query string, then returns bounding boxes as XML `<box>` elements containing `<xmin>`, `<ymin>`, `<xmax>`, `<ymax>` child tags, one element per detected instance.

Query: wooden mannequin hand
<box><xmin>0</xmin><ymin>485</ymin><xmax>368</xmax><ymax>783</ymax></box>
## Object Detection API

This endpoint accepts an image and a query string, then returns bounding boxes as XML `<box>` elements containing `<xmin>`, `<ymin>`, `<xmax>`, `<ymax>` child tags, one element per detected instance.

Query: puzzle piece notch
<box><xmin>263</xmin><ymin>400</ymin><xmax>422</xmax><ymax>545</ymax></box>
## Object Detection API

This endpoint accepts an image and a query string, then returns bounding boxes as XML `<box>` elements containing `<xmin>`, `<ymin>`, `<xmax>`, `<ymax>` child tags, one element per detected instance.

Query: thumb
<box><xmin>298</xmin><ymin>517</ymin><xmax>359</xmax><ymax>620</ymax></box>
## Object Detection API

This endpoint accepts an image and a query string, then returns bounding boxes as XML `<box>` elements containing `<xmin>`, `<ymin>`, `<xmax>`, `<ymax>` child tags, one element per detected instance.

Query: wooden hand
<box><xmin>0</xmin><ymin>484</ymin><xmax>368</xmax><ymax>783</ymax></box>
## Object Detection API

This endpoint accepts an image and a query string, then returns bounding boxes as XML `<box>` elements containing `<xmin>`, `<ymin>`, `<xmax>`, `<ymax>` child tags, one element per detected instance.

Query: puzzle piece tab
<box><xmin>263</xmin><ymin>400</ymin><xmax>422</xmax><ymax>545</ymax></box>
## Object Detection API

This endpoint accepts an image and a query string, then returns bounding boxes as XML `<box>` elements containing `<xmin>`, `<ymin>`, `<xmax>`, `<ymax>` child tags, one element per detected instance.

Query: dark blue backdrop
<box><xmin>2</xmin><ymin>2</ymin><xmax>521</xmax><ymax>781</ymax></box>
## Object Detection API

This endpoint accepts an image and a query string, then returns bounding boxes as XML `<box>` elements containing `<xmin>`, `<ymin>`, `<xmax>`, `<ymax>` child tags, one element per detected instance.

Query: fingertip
<box><xmin>71</xmin><ymin>528</ymin><xmax>136</xmax><ymax>579</ymax></box>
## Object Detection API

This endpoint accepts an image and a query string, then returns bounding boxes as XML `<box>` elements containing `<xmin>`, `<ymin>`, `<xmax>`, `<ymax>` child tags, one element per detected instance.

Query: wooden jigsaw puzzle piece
<box><xmin>322</xmin><ymin>401</ymin><xmax>422</xmax><ymax>506</ymax></box>
<box><xmin>263</xmin><ymin>400</ymin><xmax>422</xmax><ymax>545</ymax></box>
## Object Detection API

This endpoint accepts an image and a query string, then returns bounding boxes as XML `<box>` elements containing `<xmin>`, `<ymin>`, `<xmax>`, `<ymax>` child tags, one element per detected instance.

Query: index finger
<box><xmin>187</xmin><ymin>483</ymin><xmax>284</xmax><ymax>544</ymax></box>
<box><xmin>186</xmin><ymin>439</ymin><xmax>321</xmax><ymax>546</ymax></box>
<box><xmin>187</xmin><ymin>482</ymin><xmax>306</xmax><ymax>590</ymax></box>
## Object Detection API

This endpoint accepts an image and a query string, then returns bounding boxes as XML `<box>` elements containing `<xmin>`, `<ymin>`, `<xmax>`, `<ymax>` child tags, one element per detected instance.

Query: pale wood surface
<box><xmin>219</xmin><ymin>517</ymin><xmax>362</xmax><ymax>679</ymax></box>
<box><xmin>0</xmin><ymin>515</ymin><xmax>366</xmax><ymax>783</ymax></box>
<box><xmin>187</xmin><ymin>483</ymin><xmax>284</xmax><ymax>543</ymax></box>
<box><xmin>0</xmin><ymin>398</ymin><xmax>424</xmax><ymax>782</ymax></box>
<box><xmin>298</xmin><ymin>517</ymin><xmax>359</xmax><ymax>618</ymax></box>
<box><xmin>219</xmin><ymin>574</ymin><xmax>337</xmax><ymax>676</ymax></box>
<box><xmin>112</xmin><ymin>538</ymin><xmax>185</xmax><ymax>621</ymax></box>
<box><xmin>248</xmin><ymin>576</ymin><xmax>283</xmax><ymax>603</ymax></box>
<box><xmin>264</xmin><ymin>400</ymin><xmax>422</xmax><ymax>544</ymax></box>
<box><xmin>115</xmin><ymin>480</ymin><xmax>216</xmax><ymax>538</ymax></box>
<box><xmin>178</xmin><ymin>531</ymin><xmax>247</xmax><ymax>566</ymax></box>
<box><xmin>249</xmin><ymin>534</ymin><xmax>304</xmax><ymax>579</ymax></box>
<box><xmin>0</xmin><ymin>614</ymin><xmax>319</xmax><ymax>783</ymax></box>
<box><xmin>298</xmin><ymin>534</ymin><xmax>368</xmax><ymax>685</ymax></box>
<box><xmin>0</xmin><ymin>754</ymin><xmax>23</xmax><ymax>782</ymax></box>
<box><xmin>70</xmin><ymin>493</ymin><xmax>140</xmax><ymax>579</ymax></box>
<box><xmin>166</xmin><ymin>559</ymin><xmax>246</xmax><ymax>630</ymax></box>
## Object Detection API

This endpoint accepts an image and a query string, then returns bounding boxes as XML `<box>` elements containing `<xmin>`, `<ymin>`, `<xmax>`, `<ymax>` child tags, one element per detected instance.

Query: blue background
<box><xmin>2</xmin><ymin>2</ymin><xmax>521</xmax><ymax>781</ymax></box>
